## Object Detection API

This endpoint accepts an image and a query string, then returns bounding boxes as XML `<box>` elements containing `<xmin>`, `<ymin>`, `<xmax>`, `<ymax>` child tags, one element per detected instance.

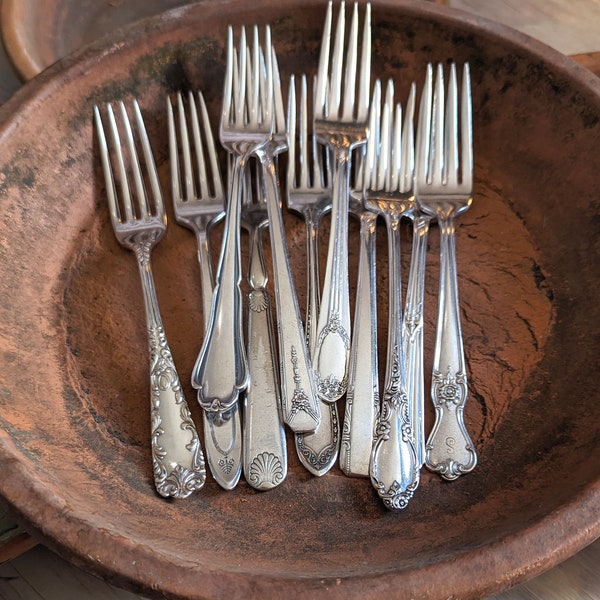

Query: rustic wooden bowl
<box><xmin>0</xmin><ymin>1</ymin><xmax>599</xmax><ymax>598</ymax></box>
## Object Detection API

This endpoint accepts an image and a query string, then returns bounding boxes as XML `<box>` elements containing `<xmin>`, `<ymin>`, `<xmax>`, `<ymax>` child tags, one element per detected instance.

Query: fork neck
<box><xmin>133</xmin><ymin>240</ymin><xmax>163</xmax><ymax>333</ymax></box>
<box><xmin>315</xmin><ymin>127</ymin><xmax>368</xmax><ymax>153</ymax></box>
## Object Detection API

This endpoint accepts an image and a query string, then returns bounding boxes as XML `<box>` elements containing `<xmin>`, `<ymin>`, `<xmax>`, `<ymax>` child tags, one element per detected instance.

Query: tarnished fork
<box><xmin>286</xmin><ymin>74</ymin><xmax>338</xmax><ymax>475</ymax></box>
<box><xmin>167</xmin><ymin>90</ymin><xmax>242</xmax><ymax>490</ymax></box>
<box><xmin>241</xmin><ymin>162</ymin><xmax>287</xmax><ymax>490</ymax></box>
<box><xmin>312</xmin><ymin>0</ymin><xmax>371</xmax><ymax>403</ymax></box>
<box><xmin>254</xmin><ymin>43</ymin><xmax>321</xmax><ymax>434</ymax></box>
<box><xmin>415</xmin><ymin>62</ymin><xmax>477</xmax><ymax>480</ymax></box>
<box><xmin>191</xmin><ymin>25</ymin><xmax>272</xmax><ymax>415</ymax></box>
<box><xmin>362</xmin><ymin>80</ymin><xmax>420</xmax><ymax>510</ymax></box>
<box><xmin>94</xmin><ymin>100</ymin><xmax>206</xmax><ymax>499</ymax></box>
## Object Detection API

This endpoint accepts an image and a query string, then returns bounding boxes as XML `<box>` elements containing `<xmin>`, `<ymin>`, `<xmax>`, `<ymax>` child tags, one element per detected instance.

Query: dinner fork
<box><xmin>364</xmin><ymin>80</ymin><xmax>420</xmax><ymax>509</ymax></box>
<box><xmin>94</xmin><ymin>100</ymin><xmax>206</xmax><ymax>499</ymax></box>
<box><xmin>253</xmin><ymin>41</ymin><xmax>321</xmax><ymax>434</ymax></box>
<box><xmin>312</xmin><ymin>0</ymin><xmax>371</xmax><ymax>402</ymax></box>
<box><xmin>287</xmin><ymin>73</ymin><xmax>339</xmax><ymax>475</ymax></box>
<box><xmin>191</xmin><ymin>25</ymin><xmax>268</xmax><ymax>415</ymax></box>
<box><xmin>167</xmin><ymin>90</ymin><xmax>242</xmax><ymax>490</ymax></box>
<box><xmin>415</xmin><ymin>62</ymin><xmax>477</xmax><ymax>480</ymax></box>
<box><xmin>241</xmin><ymin>162</ymin><xmax>287</xmax><ymax>490</ymax></box>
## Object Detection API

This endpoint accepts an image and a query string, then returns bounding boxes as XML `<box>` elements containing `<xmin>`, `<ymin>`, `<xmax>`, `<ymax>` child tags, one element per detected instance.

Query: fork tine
<box><xmin>390</xmin><ymin>98</ymin><xmax>402</xmax><ymax>193</ymax></box>
<box><xmin>264</xmin><ymin>26</ymin><xmax>274</xmax><ymax>127</ymax></box>
<box><xmin>94</xmin><ymin>105</ymin><xmax>121</xmax><ymax>226</ymax></box>
<box><xmin>176</xmin><ymin>92</ymin><xmax>195</xmax><ymax>203</ymax></box>
<box><xmin>311</xmin><ymin>74</ymin><xmax>329</xmax><ymax>189</ymax></box>
<box><xmin>132</xmin><ymin>99</ymin><xmax>164</xmax><ymax>218</ymax></box>
<box><xmin>299</xmin><ymin>75</ymin><xmax>310</xmax><ymax>189</ymax></box>
<box><xmin>118</xmin><ymin>101</ymin><xmax>148</xmax><ymax>219</ymax></box>
<box><xmin>329</xmin><ymin>0</ymin><xmax>345</xmax><ymax>118</ymax></box>
<box><xmin>357</xmin><ymin>2</ymin><xmax>371</xmax><ymax>121</ymax></box>
<box><xmin>341</xmin><ymin>3</ymin><xmax>358</xmax><ymax>121</ymax></box>
<box><xmin>461</xmin><ymin>63</ymin><xmax>473</xmax><ymax>190</ymax></box>
<box><xmin>286</xmin><ymin>74</ymin><xmax>298</xmax><ymax>188</ymax></box>
<box><xmin>377</xmin><ymin>79</ymin><xmax>393</xmax><ymax>191</ymax></box>
<box><xmin>197</xmin><ymin>91</ymin><xmax>224</xmax><ymax>200</ymax></box>
<box><xmin>167</xmin><ymin>95</ymin><xmax>183</xmax><ymax>208</ymax></box>
<box><xmin>106</xmin><ymin>103</ymin><xmax>134</xmax><ymax>222</ymax></box>
<box><xmin>221</xmin><ymin>26</ymin><xmax>234</xmax><ymax>132</ymax></box>
<box><xmin>315</xmin><ymin>1</ymin><xmax>332</xmax><ymax>119</ymax></box>
<box><xmin>189</xmin><ymin>92</ymin><xmax>215</xmax><ymax>198</ymax></box>
<box><xmin>188</xmin><ymin>91</ymin><xmax>210</xmax><ymax>200</ymax></box>
<box><xmin>416</xmin><ymin>63</ymin><xmax>433</xmax><ymax>188</ymax></box>
<box><xmin>445</xmin><ymin>63</ymin><xmax>459</xmax><ymax>188</ymax></box>
<box><xmin>400</xmin><ymin>82</ymin><xmax>416</xmax><ymax>194</ymax></box>
<box><xmin>272</xmin><ymin>46</ymin><xmax>285</xmax><ymax>135</ymax></box>
<box><xmin>237</xmin><ymin>28</ymin><xmax>248</xmax><ymax>127</ymax></box>
<box><xmin>250</xmin><ymin>27</ymin><xmax>260</xmax><ymax>125</ymax></box>
<box><xmin>431</xmin><ymin>63</ymin><xmax>445</xmax><ymax>185</ymax></box>
<box><xmin>362</xmin><ymin>78</ymin><xmax>381</xmax><ymax>191</ymax></box>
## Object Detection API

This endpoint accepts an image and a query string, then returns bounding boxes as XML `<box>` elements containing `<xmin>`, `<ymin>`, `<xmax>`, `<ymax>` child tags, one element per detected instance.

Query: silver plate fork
<box><xmin>362</xmin><ymin>80</ymin><xmax>420</xmax><ymax>509</ymax></box>
<box><xmin>287</xmin><ymin>74</ymin><xmax>339</xmax><ymax>475</ymax></box>
<box><xmin>254</xmin><ymin>41</ymin><xmax>321</xmax><ymax>434</ymax></box>
<box><xmin>415</xmin><ymin>62</ymin><xmax>478</xmax><ymax>480</ymax></box>
<box><xmin>94</xmin><ymin>100</ymin><xmax>206</xmax><ymax>499</ymax></box>
<box><xmin>312</xmin><ymin>0</ymin><xmax>371</xmax><ymax>403</ymax></box>
<box><xmin>167</xmin><ymin>90</ymin><xmax>242</xmax><ymax>490</ymax></box>
<box><xmin>192</xmin><ymin>25</ymin><xmax>273</xmax><ymax>415</ymax></box>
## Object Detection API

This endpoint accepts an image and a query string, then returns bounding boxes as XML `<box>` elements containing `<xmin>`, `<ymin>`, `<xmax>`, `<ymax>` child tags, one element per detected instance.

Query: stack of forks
<box><xmin>94</xmin><ymin>0</ymin><xmax>478</xmax><ymax>510</ymax></box>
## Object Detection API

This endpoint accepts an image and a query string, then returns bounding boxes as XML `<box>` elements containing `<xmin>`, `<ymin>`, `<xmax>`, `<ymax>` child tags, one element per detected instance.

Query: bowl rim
<box><xmin>1</xmin><ymin>0</ymin><xmax>600</xmax><ymax>598</ymax></box>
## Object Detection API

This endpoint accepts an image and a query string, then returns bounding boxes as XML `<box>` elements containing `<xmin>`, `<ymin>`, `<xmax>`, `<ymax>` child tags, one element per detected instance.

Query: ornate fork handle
<box><xmin>194</xmin><ymin>218</ymin><xmax>242</xmax><ymax>490</ymax></box>
<box><xmin>135</xmin><ymin>240</ymin><xmax>206</xmax><ymax>499</ymax></box>
<box><xmin>295</xmin><ymin>207</ymin><xmax>340</xmax><ymax>476</ymax></box>
<box><xmin>370</xmin><ymin>217</ymin><xmax>419</xmax><ymax>510</ymax></box>
<box><xmin>244</xmin><ymin>222</ymin><xmax>287</xmax><ymax>490</ymax></box>
<box><xmin>340</xmin><ymin>210</ymin><xmax>379</xmax><ymax>477</ymax></box>
<box><xmin>425</xmin><ymin>216</ymin><xmax>477</xmax><ymax>479</ymax></box>
<box><xmin>312</xmin><ymin>144</ymin><xmax>353</xmax><ymax>402</ymax></box>
<box><xmin>192</xmin><ymin>153</ymin><xmax>248</xmax><ymax>413</ymax></box>
<box><xmin>258</xmin><ymin>154</ymin><xmax>321</xmax><ymax>433</ymax></box>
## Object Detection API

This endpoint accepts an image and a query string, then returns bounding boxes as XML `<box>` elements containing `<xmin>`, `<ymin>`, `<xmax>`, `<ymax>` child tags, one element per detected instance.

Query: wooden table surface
<box><xmin>0</xmin><ymin>1</ymin><xmax>598</xmax><ymax>598</ymax></box>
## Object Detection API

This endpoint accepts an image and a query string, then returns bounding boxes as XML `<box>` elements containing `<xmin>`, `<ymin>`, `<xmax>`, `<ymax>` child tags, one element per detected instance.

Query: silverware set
<box><xmin>94</xmin><ymin>0</ymin><xmax>477</xmax><ymax>509</ymax></box>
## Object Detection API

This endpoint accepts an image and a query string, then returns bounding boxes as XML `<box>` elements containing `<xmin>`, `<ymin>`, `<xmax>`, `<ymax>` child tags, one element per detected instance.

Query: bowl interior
<box><xmin>0</xmin><ymin>1</ymin><xmax>599</xmax><ymax>599</ymax></box>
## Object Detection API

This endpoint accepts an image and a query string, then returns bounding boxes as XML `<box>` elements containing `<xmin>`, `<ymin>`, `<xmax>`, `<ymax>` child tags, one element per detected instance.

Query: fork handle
<box><xmin>312</xmin><ymin>147</ymin><xmax>352</xmax><ymax>402</ymax></box>
<box><xmin>304</xmin><ymin>213</ymin><xmax>321</xmax><ymax>356</ymax></box>
<box><xmin>194</xmin><ymin>228</ymin><xmax>214</xmax><ymax>333</ymax></box>
<box><xmin>402</xmin><ymin>213</ymin><xmax>431</xmax><ymax>468</ymax></box>
<box><xmin>243</xmin><ymin>225</ymin><xmax>288</xmax><ymax>488</ymax></box>
<box><xmin>194</xmin><ymin>227</ymin><xmax>242</xmax><ymax>490</ymax></box>
<box><xmin>243</xmin><ymin>224</ymin><xmax>287</xmax><ymax>490</ymax></box>
<box><xmin>295</xmin><ymin>213</ymin><xmax>340</xmax><ymax>476</ymax></box>
<box><xmin>192</xmin><ymin>153</ymin><xmax>248</xmax><ymax>412</ymax></box>
<box><xmin>259</xmin><ymin>155</ymin><xmax>321</xmax><ymax>433</ymax></box>
<box><xmin>135</xmin><ymin>245</ymin><xmax>206</xmax><ymax>498</ymax></box>
<box><xmin>425</xmin><ymin>216</ymin><xmax>477</xmax><ymax>480</ymax></box>
<box><xmin>369</xmin><ymin>217</ymin><xmax>419</xmax><ymax>510</ymax></box>
<box><xmin>340</xmin><ymin>211</ymin><xmax>379</xmax><ymax>477</ymax></box>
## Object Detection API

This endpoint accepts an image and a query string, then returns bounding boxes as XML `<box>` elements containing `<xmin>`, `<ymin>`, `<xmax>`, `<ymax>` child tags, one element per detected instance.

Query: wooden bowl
<box><xmin>0</xmin><ymin>1</ymin><xmax>599</xmax><ymax>598</ymax></box>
